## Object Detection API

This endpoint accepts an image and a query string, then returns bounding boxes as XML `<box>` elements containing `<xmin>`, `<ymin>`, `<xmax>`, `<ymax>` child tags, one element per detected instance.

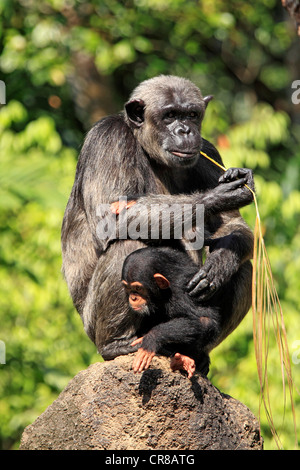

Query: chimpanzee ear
<box><xmin>125</xmin><ymin>99</ymin><xmax>145</xmax><ymax>128</ymax></box>
<box><xmin>203</xmin><ymin>95</ymin><xmax>213</xmax><ymax>108</ymax></box>
<box><xmin>153</xmin><ymin>273</ymin><xmax>170</xmax><ymax>290</ymax></box>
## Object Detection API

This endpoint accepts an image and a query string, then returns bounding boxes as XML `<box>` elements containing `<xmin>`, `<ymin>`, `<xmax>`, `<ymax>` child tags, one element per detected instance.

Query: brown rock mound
<box><xmin>20</xmin><ymin>354</ymin><xmax>263</xmax><ymax>450</ymax></box>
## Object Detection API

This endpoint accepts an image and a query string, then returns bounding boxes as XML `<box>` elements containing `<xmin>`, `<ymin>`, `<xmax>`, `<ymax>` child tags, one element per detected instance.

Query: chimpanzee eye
<box><xmin>188</xmin><ymin>111</ymin><xmax>198</xmax><ymax>118</ymax></box>
<box><xmin>164</xmin><ymin>111</ymin><xmax>176</xmax><ymax>120</ymax></box>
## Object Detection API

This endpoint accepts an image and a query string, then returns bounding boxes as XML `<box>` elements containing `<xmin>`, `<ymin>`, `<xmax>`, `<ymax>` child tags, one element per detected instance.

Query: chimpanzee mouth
<box><xmin>131</xmin><ymin>305</ymin><xmax>142</xmax><ymax>311</ymax></box>
<box><xmin>171</xmin><ymin>150</ymin><xmax>197</xmax><ymax>159</ymax></box>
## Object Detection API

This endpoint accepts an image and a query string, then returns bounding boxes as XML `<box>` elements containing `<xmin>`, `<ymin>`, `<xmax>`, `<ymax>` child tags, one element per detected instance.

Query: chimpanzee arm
<box><xmin>105</xmin><ymin>171</ymin><xmax>254</xmax><ymax>250</ymax></box>
<box><xmin>141</xmin><ymin>315</ymin><xmax>218</xmax><ymax>354</ymax></box>
<box><xmin>187</xmin><ymin>210</ymin><xmax>254</xmax><ymax>298</ymax></box>
<box><xmin>121</xmin><ymin>169</ymin><xmax>254</xmax><ymax>221</ymax></box>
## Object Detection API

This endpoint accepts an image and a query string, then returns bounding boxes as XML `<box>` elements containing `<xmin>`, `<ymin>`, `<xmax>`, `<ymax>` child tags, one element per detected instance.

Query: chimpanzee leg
<box><xmin>209</xmin><ymin>260</ymin><xmax>252</xmax><ymax>349</ymax></box>
<box><xmin>181</xmin><ymin>260</ymin><xmax>252</xmax><ymax>374</ymax></box>
<box><xmin>82</xmin><ymin>239</ymin><xmax>146</xmax><ymax>360</ymax></box>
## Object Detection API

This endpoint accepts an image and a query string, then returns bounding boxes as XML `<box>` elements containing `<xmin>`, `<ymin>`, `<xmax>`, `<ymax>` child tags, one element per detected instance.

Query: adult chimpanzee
<box><xmin>61</xmin><ymin>75</ymin><xmax>254</xmax><ymax>363</ymax></box>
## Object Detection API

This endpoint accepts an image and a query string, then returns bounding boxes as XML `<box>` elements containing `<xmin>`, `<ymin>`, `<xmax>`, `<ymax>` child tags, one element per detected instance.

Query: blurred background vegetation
<box><xmin>0</xmin><ymin>0</ymin><xmax>299</xmax><ymax>450</ymax></box>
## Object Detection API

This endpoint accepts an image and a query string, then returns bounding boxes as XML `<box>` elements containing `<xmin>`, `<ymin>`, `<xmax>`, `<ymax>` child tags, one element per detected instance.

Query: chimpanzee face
<box><xmin>122</xmin><ymin>280</ymin><xmax>150</xmax><ymax>315</ymax></box>
<box><xmin>122</xmin><ymin>273</ymin><xmax>170</xmax><ymax>315</ymax></box>
<box><xmin>125</xmin><ymin>76</ymin><xmax>212</xmax><ymax>168</ymax></box>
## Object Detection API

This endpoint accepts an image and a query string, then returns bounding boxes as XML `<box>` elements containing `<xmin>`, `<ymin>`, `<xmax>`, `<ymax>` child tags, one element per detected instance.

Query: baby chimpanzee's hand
<box><xmin>131</xmin><ymin>337</ymin><xmax>155</xmax><ymax>373</ymax></box>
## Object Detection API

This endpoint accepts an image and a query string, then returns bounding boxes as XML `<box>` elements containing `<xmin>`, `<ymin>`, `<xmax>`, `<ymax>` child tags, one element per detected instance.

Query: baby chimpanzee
<box><xmin>121</xmin><ymin>246</ymin><xmax>223</xmax><ymax>378</ymax></box>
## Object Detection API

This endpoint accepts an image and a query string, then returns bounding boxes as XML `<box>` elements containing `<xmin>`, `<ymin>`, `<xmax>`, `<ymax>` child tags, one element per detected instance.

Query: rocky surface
<box><xmin>20</xmin><ymin>354</ymin><xmax>263</xmax><ymax>450</ymax></box>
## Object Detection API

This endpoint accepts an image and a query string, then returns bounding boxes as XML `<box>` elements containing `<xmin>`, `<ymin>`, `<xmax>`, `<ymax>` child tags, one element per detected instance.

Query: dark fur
<box><xmin>61</xmin><ymin>75</ymin><xmax>254</xmax><ymax>360</ymax></box>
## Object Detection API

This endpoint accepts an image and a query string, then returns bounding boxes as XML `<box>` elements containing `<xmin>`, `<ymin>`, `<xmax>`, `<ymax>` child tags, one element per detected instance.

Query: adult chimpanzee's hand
<box><xmin>201</xmin><ymin>167</ymin><xmax>255</xmax><ymax>215</ymax></box>
<box><xmin>218</xmin><ymin>167</ymin><xmax>255</xmax><ymax>203</ymax></box>
<box><xmin>186</xmin><ymin>247</ymin><xmax>240</xmax><ymax>300</ymax></box>
<box><xmin>218</xmin><ymin>167</ymin><xmax>254</xmax><ymax>190</ymax></box>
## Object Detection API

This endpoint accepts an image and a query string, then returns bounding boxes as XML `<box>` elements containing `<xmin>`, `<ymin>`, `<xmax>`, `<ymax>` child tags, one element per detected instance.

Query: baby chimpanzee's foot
<box><xmin>170</xmin><ymin>353</ymin><xmax>196</xmax><ymax>379</ymax></box>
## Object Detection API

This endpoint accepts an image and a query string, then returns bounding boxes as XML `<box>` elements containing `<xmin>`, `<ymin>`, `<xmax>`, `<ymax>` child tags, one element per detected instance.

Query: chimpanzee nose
<box><xmin>174</xmin><ymin>124</ymin><xmax>191</xmax><ymax>136</ymax></box>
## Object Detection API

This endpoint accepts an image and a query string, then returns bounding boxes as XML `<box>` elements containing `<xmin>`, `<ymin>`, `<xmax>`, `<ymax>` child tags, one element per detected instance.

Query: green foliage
<box><xmin>210</xmin><ymin>228</ymin><xmax>300</xmax><ymax>448</ymax></box>
<box><xmin>0</xmin><ymin>101</ymin><xmax>100</xmax><ymax>449</ymax></box>
<box><xmin>0</xmin><ymin>0</ymin><xmax>299</xmax><ymax>451</ymax></box>
<box><xmin>208</xmin><ymin>103</ymin><xmax>300</xmax><ymax>450</ymax></box>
